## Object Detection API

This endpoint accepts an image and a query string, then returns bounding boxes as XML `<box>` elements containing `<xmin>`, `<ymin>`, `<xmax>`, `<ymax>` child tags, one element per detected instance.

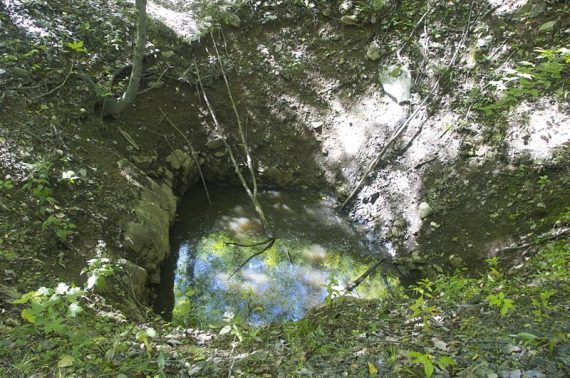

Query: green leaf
<box><xmin>21</xmin><ymin>308</ymin><xmax>36</xmax><ymax>323</ymax></box>
<box><xmin>438</xmin><ymin>356</ymin><xmax>456</xmax><ymax>369</ymax></box>
<box><xmin>368</xmin><ymin>361</ymin><xmax>378</xmax><ymax>376</ymax></box>
<box><xmin>424</xmin><ymin>360</ymin><xmax>435</xmax><ymax>378</ymax></box>
<box><xmin>501</xmin><ymin>299</ymin><xmax>515</xmax><ymax>315</ymax></box>
<box><xmin>158</xmin><ymin>351</ymin><xmax>167</xmax><ymax>370</ymax></box>
<box><xmin>65</xmin><ymin>40</ymin><xmax>87</xmax><ymax>53</ymax></box>
<box><xmin>219</xmin><ymin>325</ymin><xmax>232</xmax><ymax>335</ymax></box>
<box><xmin>390</xmin><ymin>67</ymin><xmax>402</xmax><ymax>78</ymax></box>
<box><xmin>538</xmin><ymin>21</ymin><xmax>556</xmax><ymax>32</ymax></box>
<box><xmin>12</xmin><ymin>291</ymin><xmax>36</xmax><ymax>304</ymax></box>
<box><xmin>44</xmin><ymin>318</ymin><xmax>65</xmax><ymax>334</ymax></box>
<box><xmin>57</xmin><ymin>354</ymin><xmax>74</xmax><ymax>368</ymax></box>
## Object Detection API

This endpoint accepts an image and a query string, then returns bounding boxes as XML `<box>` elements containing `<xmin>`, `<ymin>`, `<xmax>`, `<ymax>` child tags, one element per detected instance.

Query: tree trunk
<box><xmin>102</xmin><ymin>0</ymin><xmax>147</xmax><ymax>117</ymax></box>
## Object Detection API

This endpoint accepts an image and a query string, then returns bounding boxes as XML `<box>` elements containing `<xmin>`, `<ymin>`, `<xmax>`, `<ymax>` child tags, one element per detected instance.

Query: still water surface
<box><xmin>156</xmin><ymin>187</ymin><xmax>387</xmax><ymax>326</ymax></box>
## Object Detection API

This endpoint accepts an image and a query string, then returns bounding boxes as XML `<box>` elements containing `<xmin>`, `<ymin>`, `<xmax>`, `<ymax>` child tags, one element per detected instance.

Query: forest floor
<box><xmin>1</xmin><ymin>0</ymin><xmax>569</xmax><ymax>376</ymax></box>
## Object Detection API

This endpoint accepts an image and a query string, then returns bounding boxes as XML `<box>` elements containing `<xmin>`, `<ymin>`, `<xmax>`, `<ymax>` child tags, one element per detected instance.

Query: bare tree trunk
<box><xmin>101</xmin><ymin>0</ymin><xmax>147</xmax><ymax>117</ymax></box>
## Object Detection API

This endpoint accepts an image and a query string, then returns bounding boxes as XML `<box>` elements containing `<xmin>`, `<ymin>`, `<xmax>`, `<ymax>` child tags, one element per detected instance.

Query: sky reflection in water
<box><xmin>169</xmin><ymin>188</ymin><xmax>386</xmax><ymax>326</ymax></box>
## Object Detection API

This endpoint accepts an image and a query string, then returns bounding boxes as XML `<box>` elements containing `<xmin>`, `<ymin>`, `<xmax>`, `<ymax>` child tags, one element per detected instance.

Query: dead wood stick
<box><xmin>499</xmin><ymin>227</ymin><xmax>570</xmax><ymax>252</ymax></box>
<box><xmin>158</xmin><ymin>107</ymin><xmax>211</xmax><ymax>205</ymax></box>
<box><xmin>137</xmin><ymin>65</ymin><xmax>173</xmax><ymax>95</ymax></box>
<box><xmin>195</xmin><ymin>64</ymin><xmax>274</xmax><ymax>239</ymax></box>
<box><xmin>340</xmin><ymin>88</ymin><xmax>435</xmax><ymax>209</ymax></box>
<box><xmin>225</xmin><ymin>239</ymin><xmax>273</xmax><ymax>247</ymax></box>
<box><xmin>210</xmin><ymin>33</ymin><xmax>259</xmax><ymax>200</ymax></box>
<box><xmin>340</xmin><ymin>0</ymin><xmax>475</xmax><ymax>210</ymax></box>
<box><xmin>396</xmin><ymin>2</ymin><xmax>436</xmax><ymax>59</ymax></box>
<box><xmin>345</xmin><ymin>259</ymin><xmax>385</xmax><ymax>292</ymax></box>
<box><xmin>195</xmin><ymin>63</ymin><xmax>273</xmax><ymax>239</ymax></box>
<box><xmin>31</xmin><ymin>60</ymin><xmax>74</xmax><ymax>100</ymax></box>
<box><xmin>229</xmin><ymin>238</ymin><xmax>275</xmax><ymax>279</ymax></box>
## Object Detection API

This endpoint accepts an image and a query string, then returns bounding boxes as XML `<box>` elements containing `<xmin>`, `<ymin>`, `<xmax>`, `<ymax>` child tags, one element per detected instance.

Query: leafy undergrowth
<box><xmin>2</xmin><ymin>230</ymin><xmax>569</xmax><ymax>377</ymax></box>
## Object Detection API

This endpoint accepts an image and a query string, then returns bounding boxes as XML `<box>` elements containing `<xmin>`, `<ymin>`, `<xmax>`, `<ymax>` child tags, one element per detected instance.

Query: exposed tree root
<box><xmin>31</xmin><ymin>60</ymin><xmax>74</xmax><ymax>100</ymax></box>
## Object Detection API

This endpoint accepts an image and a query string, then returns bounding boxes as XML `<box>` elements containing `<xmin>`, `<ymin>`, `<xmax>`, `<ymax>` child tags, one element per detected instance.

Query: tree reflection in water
<box><xmin>166</xmin><ymin>188</ymin><xmax>391</xmax><ymax>326</ymax></box>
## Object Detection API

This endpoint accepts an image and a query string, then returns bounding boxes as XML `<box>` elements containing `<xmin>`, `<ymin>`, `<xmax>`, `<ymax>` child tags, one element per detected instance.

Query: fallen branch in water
<box><xmin>225</xmin><ymin>239</ymin><xmax>274</xmax><ymax>248</ymax></box>
<box><xmin>229</xmin><ymin>238</ymin><xmax>275</xmax><ymax>279</ymax></box>
<box><xmin>195</xmin><ymin>57</ymin><xmax>276</xmax><ymax>278</ymax></box>
<box><xmin>345</xmin><ymin>258</ymin><xmax>385</xmax><ymax>292</ymax></box>
<box><xmin>210</xmin><ymin>33</ymin><xmax>273</xmax><ymax>238</ymax></box>
<box><xmin>195</xmin><ymin>62</ymin><xmax>272</xmax><ymax>238</ymax></box>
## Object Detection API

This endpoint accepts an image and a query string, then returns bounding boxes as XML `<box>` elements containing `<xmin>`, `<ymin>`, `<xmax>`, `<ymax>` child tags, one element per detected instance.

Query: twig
<box><xmin>137</xmin><ymin>65</ymin><xmax>173</xmax><ymax>95</ymax></box>
<box><xmin>227</xmin><ymin>337</ymin><xmax>238</xmax><ymax>378</ymax></box>
<box><xmin>195</xmin><ymin>63</ymin><xmax>261</xmax><ymax>225</ymax></box>
<box><xmin>499</xmin><ymin>227</ymin><xmax>570</xmax><ymax>252</ymax></box>
<box><xmin>340</xmin><ymin>0</ymin><xmax>475</xmax><ymax>209</ymax></box>
<box><xmin>340</xmin><ymin>87</ymin><xmax>435</xmax><ymax>209</ymax></box>
<box><xmin>225</xmin><ymin>239</ymin><xmax>273</xmax><ymax>247</ymax></box>
<box><xmin>286</xmin><ymin>247</ymin><xmax>293</xmax><ymax>264</ymax></box>
<box><xmin>197</xmin><ymin>44</ymin><xmax>273</xmax><ymax>239</ymax></box>
<box><xmin>158</xmin><ymin>107</ymin><xmax>212</xmax><ymax>204</ymax></box>
<box><xmin>229</xmin><ymin>238</ymin><xmax>275</xmax><ymax>279</ymax></box>
<box><xmin>396</xmin><ymin>2</ymin><xmax>436</xmax><ymax>59</ymax></box>
<box><xmin>345</xmin><ymin>259</ymin><xmax>385</xmax><ymax>292</ymax></box>
<box><xmin>31</xmin><ymin>60</ymin><xmax>74</xmax><ymax>100</ymax></box>
<box><xmin>210</xmin><ymin>33</ymin><xmax>260</xmax><ymax>206</ymax></box>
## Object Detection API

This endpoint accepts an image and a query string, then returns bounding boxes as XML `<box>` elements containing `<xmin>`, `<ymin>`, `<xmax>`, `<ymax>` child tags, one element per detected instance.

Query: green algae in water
<box><xmin>164</xmin><ymin>188</ymin><xmax>389</xmax><ymax>327</ymax></box>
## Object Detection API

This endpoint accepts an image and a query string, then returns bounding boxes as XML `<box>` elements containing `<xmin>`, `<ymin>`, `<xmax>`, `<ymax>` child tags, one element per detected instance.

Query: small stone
<box><xmin>4</xmin><ymin>270</ymin><xmax>17</xmax><ymax>282</ymax></box>
<box><xmin>502</xmin><ymin>344</ymin><xmax>521</xmax><ymax>354</ymax></box>
<box><xmin>56</xmin><ymin>149</ymin><xmax>64</xmax><ymax>156</ymax></box>
<box><xmin>311</xmin><ymin>121</ymin><xmax>323</xmax><ymax>130</ymax></box>
<box><xmin>390</xmin><ymin>227</ymin><xmax>401</xmax><ymax>238</ymax></box>
<box><xmin>477</xmin><ymin>35</ymin><xmax>493</xmax><ymax>48</ymax></box>
<box><xmin>393</xmin><ymin>218</ymin><xmax>406</xmax><ymax>228</ymax></box>
<box><xmin>340</xmin><ymin>15</ymin><xmax>359</xmax><ymax>25</ymax></box>
<box><xmin>132</xmin><ymin>154</ymin><xmax>156</xmax><ymax>169</ymax></box>
<box><xmin>418</xmin><ymin>202</ymin><xmax>433</xmax><ymax>219</ymax></box>
<box><xmin>206</xmin><ymin>138</ymin><xmax>225</xmax><ymax>150</ymax></box>
<box><xmin>166</xmin><ymin>149</ymin><xmax>188</xmax><ymax>170</ymax></box>
<box><xmin>430</xmin><ymin>221</ymin><xmax>440</xmax><ymax>228</ymax></box>
<box><xmin>449</xmin><ymin>255</ymin><xmax>464</xmax><ymax>268</ymax></box>
<box><xmin>366</xmin><ymin>43</ymin><xmax>382</xmax><ymax>61</ymax></box>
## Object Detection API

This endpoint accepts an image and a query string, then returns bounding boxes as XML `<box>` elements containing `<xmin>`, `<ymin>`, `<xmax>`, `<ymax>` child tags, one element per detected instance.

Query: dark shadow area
<box><xmin>414</xmin><ymin>158</ymin><xmax>570</xmax><ymax>275</ymax></box>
